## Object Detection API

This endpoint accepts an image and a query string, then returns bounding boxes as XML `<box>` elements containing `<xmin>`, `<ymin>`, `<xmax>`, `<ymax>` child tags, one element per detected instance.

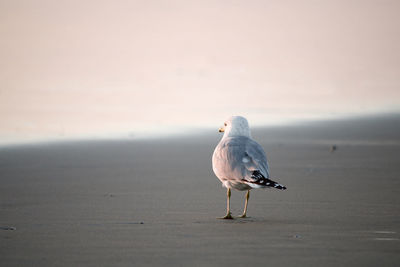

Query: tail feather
<box><xmin>243</xmin><ymin>170</ymin><xmax>287</xmax><ymax>190</ymax></box>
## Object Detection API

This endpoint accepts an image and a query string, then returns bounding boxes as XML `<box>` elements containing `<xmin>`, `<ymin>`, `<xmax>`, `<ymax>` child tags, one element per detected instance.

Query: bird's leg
<box><xmin>239</xmin><ymin>190</ymin><xmax>250</xmax><ymax>218</ymax></box>
<box><xmin>220</xmin><ymin>188</ymin><xmax>233</xmax><ymax>219</ymax></box>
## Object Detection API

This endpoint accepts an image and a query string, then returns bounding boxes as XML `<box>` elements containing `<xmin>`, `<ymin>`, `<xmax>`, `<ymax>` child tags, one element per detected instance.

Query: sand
<box><xmin>1</xmin><ymin>114</ymin><xmax>400</xmax><ymax>266</ymax></box>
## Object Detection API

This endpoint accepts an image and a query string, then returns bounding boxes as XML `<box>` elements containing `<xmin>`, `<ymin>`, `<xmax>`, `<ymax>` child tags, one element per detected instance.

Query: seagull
<box><xmin>212</xmin><ymin>116</ymin><xmax>287</xmax><ymax>219</ymax></box>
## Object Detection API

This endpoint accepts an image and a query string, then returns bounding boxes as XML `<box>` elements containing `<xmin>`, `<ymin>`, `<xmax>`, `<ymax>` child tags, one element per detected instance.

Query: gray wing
<box><xmin>212</xmin><ymin>136</ymin><xmax>270</xmax><ymax>182</ymax></box>
<box><xmin>242</xmin><ymin>138</ymin><xmax>270</xmax><ymax>179</ymax></box>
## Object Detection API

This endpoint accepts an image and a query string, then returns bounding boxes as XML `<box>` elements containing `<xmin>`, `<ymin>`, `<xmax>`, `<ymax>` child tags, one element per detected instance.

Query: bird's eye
<box><xmin>224</xmin><ymin>123</ymin><xmax>227</xmax><ymax>126</ymax></box>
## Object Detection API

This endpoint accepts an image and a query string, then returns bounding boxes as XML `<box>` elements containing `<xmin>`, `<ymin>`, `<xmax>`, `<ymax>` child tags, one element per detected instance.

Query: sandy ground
<box><xmin>1</xmin><ymin>115</ymin><xmax>400</xmax><ymax>266</ymax></box>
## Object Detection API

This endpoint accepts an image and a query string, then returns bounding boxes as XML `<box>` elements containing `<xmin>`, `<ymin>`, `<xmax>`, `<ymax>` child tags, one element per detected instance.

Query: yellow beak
<box><xmin>218</xmin><ymin>127</ymin><xmax>225</xmax><ymax>132</ymax></box>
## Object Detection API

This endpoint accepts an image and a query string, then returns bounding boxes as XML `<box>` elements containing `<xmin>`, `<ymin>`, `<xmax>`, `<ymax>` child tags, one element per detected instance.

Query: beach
<box><xmin>1</xmin><ymin>114</ymin><xmax>400</xmax><ymax>266</ymax></box>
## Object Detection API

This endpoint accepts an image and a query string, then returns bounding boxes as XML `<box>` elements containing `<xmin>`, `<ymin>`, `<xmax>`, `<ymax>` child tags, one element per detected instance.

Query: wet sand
<box><xmin>1</xmin><ymin>114</ymin><xmax>400</xmax><ymax>266</ymax></box>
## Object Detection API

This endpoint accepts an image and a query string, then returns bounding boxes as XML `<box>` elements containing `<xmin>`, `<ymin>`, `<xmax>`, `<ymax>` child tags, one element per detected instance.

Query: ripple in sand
<box><xmin>0</xmin><ymin>226</ymin><xmax>16</xmax><ymax>230</ymax></box>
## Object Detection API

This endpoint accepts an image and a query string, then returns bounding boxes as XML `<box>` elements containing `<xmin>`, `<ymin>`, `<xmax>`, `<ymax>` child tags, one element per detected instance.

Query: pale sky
<box><xmin>1</xmin><ymin>0</ymin><xmax>400</xmax><ymax>144</ymax></box>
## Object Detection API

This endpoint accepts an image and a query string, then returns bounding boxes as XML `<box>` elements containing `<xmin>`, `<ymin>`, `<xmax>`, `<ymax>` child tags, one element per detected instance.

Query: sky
<box><xmin>1</xmin><ymin>0</ymin><xmax>400</xmax><ymax>144</ymax></box>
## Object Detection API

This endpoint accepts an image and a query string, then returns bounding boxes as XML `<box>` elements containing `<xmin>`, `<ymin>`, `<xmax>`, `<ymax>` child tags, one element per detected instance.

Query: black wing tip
<box><xmin>274</xmin><ymin>184</ymin><xmax>287</xmax><ymax>190</ymax></box>
<box><xmin>250</xmin><ymin>171</ymin><xmax>287</xmax><ymax>190</ymax></box>
<box><xmin>251</xmin><ymin>170</ymin><xmax>264</xmax><ymax>180</ymax></box>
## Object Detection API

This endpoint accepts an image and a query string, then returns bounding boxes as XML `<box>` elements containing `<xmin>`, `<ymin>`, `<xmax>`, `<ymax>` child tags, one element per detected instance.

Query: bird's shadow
<box><xmin>194</xmin><ymin>216</ymin><xmax>280</xmax><ymax>225</ymax></box>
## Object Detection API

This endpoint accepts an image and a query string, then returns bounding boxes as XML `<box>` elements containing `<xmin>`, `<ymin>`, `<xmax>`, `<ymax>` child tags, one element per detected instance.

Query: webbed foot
<box><xmin>219</xmin><ymin>212</ymin><xmax>234</xmax><ymax>219</ymax></box>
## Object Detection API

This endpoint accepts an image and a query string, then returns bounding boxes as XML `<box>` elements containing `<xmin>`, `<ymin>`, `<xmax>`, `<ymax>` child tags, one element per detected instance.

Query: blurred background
<box><xmin>1</xmin><ymin>0</ymin><xmax>399</xmax><ymax>144</ymax></box>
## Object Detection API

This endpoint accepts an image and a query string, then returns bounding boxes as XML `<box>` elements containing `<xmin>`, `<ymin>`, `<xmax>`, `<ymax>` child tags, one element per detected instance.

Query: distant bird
<box><xmin>212</xmin><ymin>116</ymin><xmax>287</xmax><ymax>219</ymax></box>
<box><xmin>330</xmin><ymin>145</ymin><xmax>337</xmax><ymax>153</ymax></box>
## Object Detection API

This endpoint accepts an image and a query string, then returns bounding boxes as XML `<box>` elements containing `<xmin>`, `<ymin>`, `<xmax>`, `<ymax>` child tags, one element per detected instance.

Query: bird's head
<box><xmin>219</xmin><ymin>116</ymin><xmax>251</xmax><ymax>138</ymax></box>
